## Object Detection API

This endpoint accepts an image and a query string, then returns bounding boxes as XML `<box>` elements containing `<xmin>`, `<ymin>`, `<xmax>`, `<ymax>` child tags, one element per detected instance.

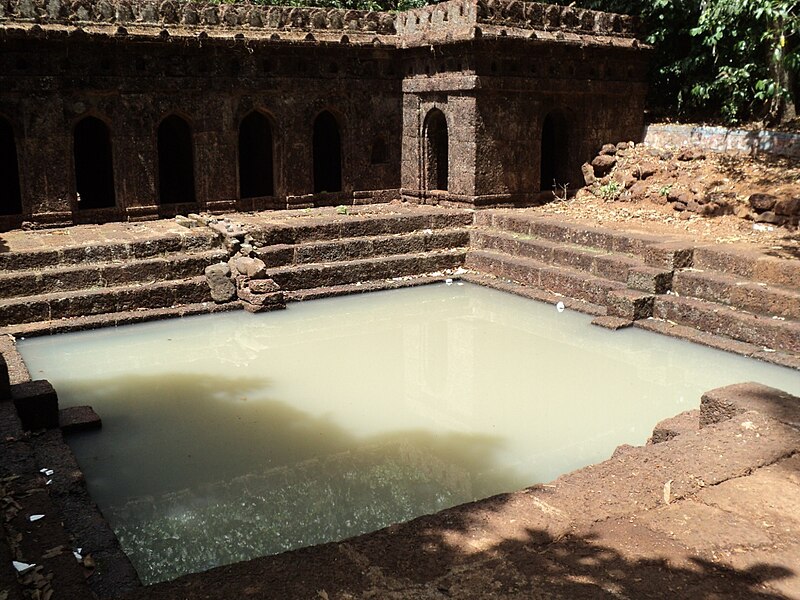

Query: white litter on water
<box><xmin>45</xmin><ymin>479</ymin><xmax>52</xmax><ymax>486</ymax></box>
<box><xmin>44</xmin><ymin>469</ymin><xmax>54</xmax><ymax>477</ymax></box>
<box><xmin>556</xmin><ymin>301</ymin><xmax>565</xmax><ymax>313</ymax></box>
<box><xmin>445</xmin><ymin>279</ymin><xmax>453</xmax><ymax>285</ymax></box>
<box><xmin>28</xmin><ymin>514</ymin><xmax>44</xmax><ymax>522</ymax></box>
<box><xmin>12</xmin><ymin>561</ymin><xmax>35</xmax><ymax>573</ymax></box>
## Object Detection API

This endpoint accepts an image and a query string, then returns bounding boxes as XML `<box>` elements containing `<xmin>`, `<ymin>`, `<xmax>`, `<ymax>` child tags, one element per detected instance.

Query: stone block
<box><xmin>626</xmin><ymin>266</ymin><xmax>673</xmax><ymax>294</ymax></box>
<box><xmin>606</xmin><ymin>289</ymin><xmax>654</xmax><ymax>320</ymax></box>
<box><xmin>238</xmin><ymin>289</ymin><xmax>285</xmax><ymax>308</ymax></box>
<box><xmin>590</xmin><ymin>316</ymin><xmax>633</xmax><ymax>330</ymax></box>
<box><xmin>649</xmin><ymin>409</ymin><xmax>699</xmax><ymax>444</ymax></box>
<box><xmin>59</xmin><ymin>405</ymin><xmax>102</xmax><ymax>433</ymax></box>
<box><xmin>700</xmin><ymin>382</ymin><xmax>800</xmax><ymax>429</ymax></box>
<box><xmin>11</xmin><ymin>380</ymin><xmax>59</xmax><ymax>431</ymax></box>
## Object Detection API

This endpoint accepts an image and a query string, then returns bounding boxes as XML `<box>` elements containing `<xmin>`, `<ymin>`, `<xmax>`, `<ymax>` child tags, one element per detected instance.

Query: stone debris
<box><xmin>581</xmin><ymin>142</ymin><xmax>800</xmax><ymax>230</ymax></box>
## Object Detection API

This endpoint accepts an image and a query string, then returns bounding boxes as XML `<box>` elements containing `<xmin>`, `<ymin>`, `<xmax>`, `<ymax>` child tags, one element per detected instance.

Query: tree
<box><xmin>550</xmin><ymin>0</ymin><xmax>799</xmax><ymax>126</ymax></box>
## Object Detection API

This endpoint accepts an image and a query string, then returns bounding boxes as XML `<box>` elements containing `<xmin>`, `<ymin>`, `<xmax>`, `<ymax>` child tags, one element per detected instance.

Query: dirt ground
<box><xmin>538</xmin><ymin>147</ymin><xmax>800</xmax><ymax>259</ymax></box>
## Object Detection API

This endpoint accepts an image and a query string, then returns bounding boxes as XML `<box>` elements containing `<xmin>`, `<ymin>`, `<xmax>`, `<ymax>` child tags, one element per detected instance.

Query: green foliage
<box><xmin>598</xmin><ymin>181</ymin><xmax>622</xmax><ymax>201</ymax></box>
<box><xmin>550</xmin><ymin>0</ymin><xmax>799</xmax><ymax>126</ymax></box>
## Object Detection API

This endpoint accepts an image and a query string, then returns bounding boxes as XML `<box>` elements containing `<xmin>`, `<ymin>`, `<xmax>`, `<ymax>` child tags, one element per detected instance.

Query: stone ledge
<box><xmin>700</xmin><ymin>382</ymin><xmax>800</xmax><ymax>429</ymax></box>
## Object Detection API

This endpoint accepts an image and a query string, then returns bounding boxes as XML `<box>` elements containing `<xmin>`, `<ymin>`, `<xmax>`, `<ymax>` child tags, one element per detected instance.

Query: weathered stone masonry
<box><xmin>0</xmin><ymin>0</ymin><xmax>648</xmax><ymax>231</ymax></box>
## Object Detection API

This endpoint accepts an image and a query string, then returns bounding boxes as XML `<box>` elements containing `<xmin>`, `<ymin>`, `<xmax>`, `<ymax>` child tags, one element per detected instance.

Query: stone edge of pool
<box><xmin>0</xmin><ymin>205</ymin><xmax>799</xmax><ymax>597</ymax></box>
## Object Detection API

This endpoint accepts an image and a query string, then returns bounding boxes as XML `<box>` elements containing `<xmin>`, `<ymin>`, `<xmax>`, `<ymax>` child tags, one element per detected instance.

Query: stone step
<box><xmin>458</xmin><ymin>272</ymin><xmax>607</xmax><ymax>317</ymax></box>
<box><xmin>0</xmin><ymin>276</ymin><xmax>213</xmax><ymax>328</ymax></box>
<box><xmin>0</xmin><ymin>301</ymin><xmax>241</xmax><ymax>338</ymax></box>
<box><xmin>693</xmin><ymin>245</ymin><xmax>800</xmax><ymax>289</ymax></box>
<box><xmin>474</xmin><ymin>211</ymin><xmax>695</xmax><ymax>270</ymax></box>
<box><xmin>0</xmin><ymin>249</ymin><xmax>228</xmax><ymax>300</ymax></box>
<box><xmin>267</xmin><ymin>249</ymin><xmax>467</xmax><ymax>291</ymax></box>
<box><xmin>471</xmin><ymin>229</ymin><xmax>673</xmax><ymax>292</ymax></box>
<box><xmin>653</xmin><ymin>294</ymin><xmax>800</xmax><ymax>355</ymax></box>
<box><xmin>673</xmin><ymin>269</ymin><xmax>800</xmax><ymax>320</ymax></box>
<box><xmin>256</xmin><ymin>228</ymin><xmax>469</xmax><ymax>269</ymax></box>
<box><xmin>474</xmin><ymin>211</ymin><xmax>663</xmax><ymax>254</ymax></box>
<box><xmin>464</xmin><ymin>248</ymin><xmax>626</xmax><ymax>308</ymax></box>
<box><xmin>0</xmin><ymin>229</ymin><xmax>220</xmax><ymax>273</ymax></box>
<box><xmin>246</xmin><ymin>210</ymin><xmax>474</xmax><ymax>246</ymax></box>
<box><xmin>286</xmin><ymin>274</ymin><xmax>450</xmax><ymax>303</ymax></box>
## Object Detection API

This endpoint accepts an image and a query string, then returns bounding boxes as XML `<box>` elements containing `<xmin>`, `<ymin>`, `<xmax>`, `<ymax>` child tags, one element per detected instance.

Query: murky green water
<box><xmin>19</xmin><ymin>283</ymin><xmax>800</xmax><ymax>584</ymax></box>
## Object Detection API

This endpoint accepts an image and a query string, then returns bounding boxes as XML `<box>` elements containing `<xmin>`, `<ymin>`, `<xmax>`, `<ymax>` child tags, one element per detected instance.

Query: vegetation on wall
<box><xmin>551</xmin><ymin>0</ymin><xmax>799</xmax><ymax>127</ymax></box>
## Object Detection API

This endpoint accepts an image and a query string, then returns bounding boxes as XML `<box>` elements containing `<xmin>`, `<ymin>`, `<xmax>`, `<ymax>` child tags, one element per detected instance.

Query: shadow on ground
<box><xmin>125</xmin><ymin>490</ymin><xmax>795</xmax><ymax>599</ymax></box>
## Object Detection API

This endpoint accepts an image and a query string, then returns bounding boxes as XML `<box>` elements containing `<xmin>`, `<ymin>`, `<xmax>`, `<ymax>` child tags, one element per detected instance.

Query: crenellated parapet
<box><xmin>0</xmin><ymin>0</ymin><xmax>641</xmax><ymax>46</ymax></box>
<box><xmin>0</xmin><ymin>0</ymin><xmax>396</xmax><ymax>36</ymax></box>
<box><xmin>397</xmin><ymin>0</ymin><xmax>640</xmax><ymax>47</ymax></box>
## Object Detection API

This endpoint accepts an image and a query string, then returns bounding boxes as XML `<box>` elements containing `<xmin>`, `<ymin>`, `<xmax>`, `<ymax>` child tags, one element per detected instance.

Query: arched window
<box><xmin>239</xmin><ymin>111</ymin><xmax>274</xmax><ymax>199</ymax></box>
<box><xmin>540</xmin><ymin>110</ymin><xmax>570</xmax><ymax>192</ymax></box>
<box><xmin>158</xmin><ymin>115</ymin><xmax>195</xmax><ymax>204</ymax></box>
<box><xmin>74</xmin><ymin>117</ymin><xmax>115</xmax><ymax>209</ymax></box>
<box><xmin>312</xmin><ymin>111</ymin><xmax>342</xmax><ymax>194</ymax></box>
<box><xmin>423</xmin><ymin>109</ymin><xmax>448</xmax><ymax>192</ymax></box>
<box><xmin>0</xmin><ymin>118</ymin><xmax>22</xmax><ymax>215</ymax></box>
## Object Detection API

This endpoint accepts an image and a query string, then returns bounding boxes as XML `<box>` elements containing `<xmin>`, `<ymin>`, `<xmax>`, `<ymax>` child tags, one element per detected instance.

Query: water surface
<box><xmin>19</xmin><ymin>283</ymin><xmax>800</xmax><ymax>583</ymax></box>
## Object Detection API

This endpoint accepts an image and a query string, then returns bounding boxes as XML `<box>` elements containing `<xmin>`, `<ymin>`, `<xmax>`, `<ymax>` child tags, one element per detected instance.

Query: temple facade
<box><xmin>0</xmin><ymin>0</ymin><xmax>648</xmax><ymax>230</ymax></box>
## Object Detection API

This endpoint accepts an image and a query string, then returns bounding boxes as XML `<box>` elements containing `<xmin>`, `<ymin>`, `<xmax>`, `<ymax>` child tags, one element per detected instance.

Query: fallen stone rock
<box><xmin>635</xmin><ymin>162</ymin><xmax>657</xmax><ymax>180</ymax></box>
<box><xmin>629</xmin><ymin>180</ymin><xmax>649</xmax><ymax>199</ymax></box>
<box><xmin>755</xmin><ymin>211</ymin><xmax>787</xmax><ymax>225</ymax></box>
<box><xmin>600</xmin><ymin>143</ymin><xmax>617</xmax><ymax>156</ymax></box>
<box><xmin>228</xmin><ymin>256</ymin><xmax>267</xmax><ymax>279</ymax></box>
<box><xmin>581</xmin><ymin>162</ymin><xmax>596</xmax><ymax>186</ymax></box>
<box><xmin>204</xmin><ymin>263</ymin><xmax>236</xmax><ymax>303</ymax></box>
<box><xmin>248</xmin><ymin>278</ymin><xmax>280</xmax><ymax>294</ymax></box>
<box><xmin>591</xmin><ymin>154</ymin><xmax>616</xmax><ymax>177</ymax></box>
<box><xmin>774</xmin><ymin>196</ymin><xmax>800</xmax><ymax>216</ymax></box>
<box><xmin>612</xmin><ymin>171</ymin><xmax>636</xmax><ymax>189</ymax></box>
<box><xmin>748</xmin><ymin>193</ymin><xmax>778</xmax><ymax>212</ymax></box>
<box><xmin>677</xmin><ymin>147</ymin><xmax>705</xmax><ymax>161</ymax></box>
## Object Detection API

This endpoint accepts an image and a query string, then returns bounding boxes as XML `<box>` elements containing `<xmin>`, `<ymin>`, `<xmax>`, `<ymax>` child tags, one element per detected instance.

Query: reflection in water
<box><xmin>19</xmin><ymin>283</ymin><xmax>800</xmax><ymax>584</ymax></box>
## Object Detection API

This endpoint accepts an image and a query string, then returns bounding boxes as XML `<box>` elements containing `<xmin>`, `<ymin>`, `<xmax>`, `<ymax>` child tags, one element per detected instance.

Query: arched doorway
<box><xmin>423</xmin><ymin>109</ymin><xmax>448</xmax><ymax>192</ymax></box>
<box><xmin>239</xmin><ymin>111</ymin><xmax>274</xmax><ymax>198</ymax></box>
<box><xmin>158</xmin><ymin>115</ymin><xmax>195</xmax><ymax>204</ymax></box>
<box><xmin>0</xmin><ymin>118</ymin><xmax>22</xmax><ymax>215</ymax></box>
<box><xmin>312</xmin><ymin>111</ymin><xmax>342</xmax><ymax>194</ymax></box>
<box><xmin>74</xmin><ymin>116</ymin><xmax>116</xmax><ymax>209</ymax></box>
<box><xmin>540</xmin><ymin>110</ymin><xmax>570</xmax><ymax>192</ymax></box>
